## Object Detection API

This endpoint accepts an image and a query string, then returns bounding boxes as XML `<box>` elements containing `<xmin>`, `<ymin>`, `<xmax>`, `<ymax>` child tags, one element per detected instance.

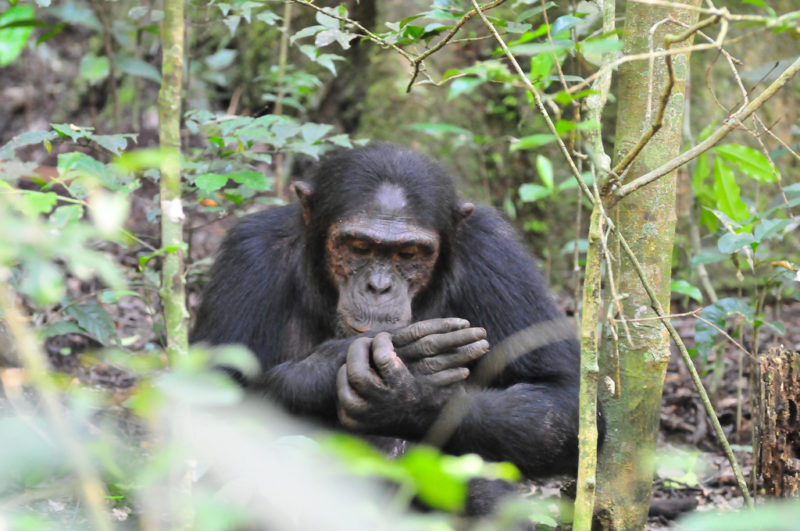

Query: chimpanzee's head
<box><xmin>294</xmin><ymin>144</ymin><xmax>473</xmax><ymax>336</ymax></box>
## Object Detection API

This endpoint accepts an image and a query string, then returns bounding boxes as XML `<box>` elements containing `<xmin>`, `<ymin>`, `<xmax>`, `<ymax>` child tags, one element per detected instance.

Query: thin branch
<box><xmin>406</xmin><ymin>0</ymin><xmax>507</xmax><ymax>92</ymax></box>
<box><xmin>613</xmin><ymin>55</ymin><xmax>800</xmax><ymax>201</ymax></box>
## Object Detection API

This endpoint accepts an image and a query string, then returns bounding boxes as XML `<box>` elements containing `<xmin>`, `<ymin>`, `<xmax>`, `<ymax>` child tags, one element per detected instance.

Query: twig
<box><xmin>406</xmin><ymin>0</ymin><xmax>507</xmax><ymax>92</ymax></box>
<box><xmin>613</xmin><ymin>55</ymin><xmax>800</xmax><ymax>201</ymax></box>
<box><xmin>612</xmin><ymin>15</ymin><xmax>720</xmax><ymax>177</ymax></box>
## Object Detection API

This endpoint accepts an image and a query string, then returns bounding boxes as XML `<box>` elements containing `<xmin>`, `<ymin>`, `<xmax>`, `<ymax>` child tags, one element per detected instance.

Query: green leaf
<box><xmin>17</xmin><ymin>190</ymin><xmax>57</xmax><ymax>217</ymax></box>
<box><xmin>195</xmin><ymin>173</ymin><xmax>228</xmax><ymax>192</ymax></box>
<box><xmin>229</xmin><ymin>170</ymin><xmax>268</xmax><ymax>190</ymax></box>
<box><xmin>300</xmin><ymin>122</ymin><xmax>333</xmax><ymax>144</ymax></box>
<box><xmin>670</xmin><ymin>280</ymin><xmax>703</xmax><ymax>303</ymax></box>
<box><xmin>507</xmin><ymin>39</ymin><xmax>572</xmax><ymax>56</ymax></box>
<box><xmin>39</xmin><ymin>320</ymin><xmax>85</xmax><ymax>338</ymax></box>
<box><xmin>63</xmin><ymin>300</ymin><xmax>117</xmax><ymax>346</ymax></box>
<box><xmin>718</xmin><ymin>231</ymin><xmax>755</xmax><ymax>254</ymax></box>
<box><xmin>510</xmin><ymin>134</ymin><xmax>555</xmax><ymax>151</ymax></box>
<box><xmin>0</xmin><ymin>5</ymin><xmax>35</xmax><ymax>66</ymax></box>
<box><xmin>713</xmin><ymin>158</ymin><xmax>749</xmax><ymax>223</ymax></box>
<box><xmin>695</xmin><ymin>298</ymin><xmax>753</xmax><ymax>366</ymax></box>
<box><xmin>536</xmin><ymin>155</ymin><xmax>554</xmax><ymax>189</ymax></box>
<box><xmin>79</xmin><ymin>53</ymin><xmax>110</xmax><ymax>85</ymax></box>
<box><xmin>92</xmin><ymin>134</ymin><xmax>135</xmax><ymax>155</ymax></box>
<box><xmin>716</xmin><ymin>144</ymin><xmax>777</xmax><ymax>182</ymax></box>
<box><xmin>551</xmin><ymin>15</ymin><xmax>582</xmax><ymax>35</ymax></box>
<box><xmin>116</xmin><ymin>55</ymin><xmax>161</xmax><ymax>82</ymax></box>
<box><xmin>447</xmin><ymin>77</ymin><xmax>484</xmax><ymax>100</ymax></box>
<box><xmin>754</xmin><ymin>218</ymin><xmax>790</xmax><ymax>243</ymax></box>
<box><xmin>204</xmin><ymin>48</ymin><xmax>236</xmax><ymax>70</ymax></box>
<box><xmin>519</xmin><ymin>183</ymin><xmax>551</xmax><ymax>203</ymax></box>
<box><xmin>400</xmin><ymin>447</ymin><xmax>468</xmax><ymax>511</ymax></box>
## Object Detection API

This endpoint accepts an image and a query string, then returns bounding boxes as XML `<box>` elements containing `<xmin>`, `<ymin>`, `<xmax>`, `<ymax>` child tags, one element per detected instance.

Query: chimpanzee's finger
<box><xmin>346</xmin><ymin>337</ymin><xmax>385</xmax><ymax>395</ymax></box>
<box><xmin>337</xmin><ymin>364</ymin><xmax>368</xmax><ymax>414</ymax></box>
<box><xmin>396</xmin><ymin>327</ymin><xmax>487</xmax><ymax>361</ymax></box>
<box><xmin>391</xmin><ymin>318</ymin><xmax>470</xmax><ymax>347</ymax></box>
<box><xmin>371</xmin><ymin>332</ymin><xmax>411</xmax><ymax>387</ymax></box>
<box><xmin>426</xmin><ymin>368</ymin><xmax>470</xmax><ymax>386</ymax></box>
<box><xmin>417</xmin><ymin>339</ymin><xmax>490</xmax><ymax>372</ymax></box>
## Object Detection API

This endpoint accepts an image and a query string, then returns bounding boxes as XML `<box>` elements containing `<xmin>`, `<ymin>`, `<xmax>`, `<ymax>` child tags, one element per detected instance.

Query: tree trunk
<box><xmin>595</xmin><ymin>2</ymin><xmax>700</xmax><ymax>528</ymax></box>
<box><xmin>158</xmin><ymin>0</ymin><xmax>189</xmax><ymax>359</ymax></box>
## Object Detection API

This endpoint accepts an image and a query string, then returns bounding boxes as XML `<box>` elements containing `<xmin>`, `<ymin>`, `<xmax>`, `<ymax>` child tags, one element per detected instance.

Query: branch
<box><xmin>611</xmin><ymin>15</ymin><xmax>720</xmax><ymax>177</ymax></box>
<box><xmin>613</xmin><ymin>55</ymin><xmax>800</xmax><ymax>201</ymax></box>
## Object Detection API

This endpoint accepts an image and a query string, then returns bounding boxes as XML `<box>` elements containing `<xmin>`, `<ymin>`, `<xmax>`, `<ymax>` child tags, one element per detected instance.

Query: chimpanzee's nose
<box><xmin>367</xmin><ymin>270</ymin><xmax>393</xmax><ymax>294</ymax></box>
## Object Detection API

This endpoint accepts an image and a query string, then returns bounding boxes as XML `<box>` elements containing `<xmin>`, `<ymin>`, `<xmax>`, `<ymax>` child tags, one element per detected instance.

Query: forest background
<box><xmin>0</xmin><ymin>0</ymin><xmax>799</xmax><ymax>529</ymax></box>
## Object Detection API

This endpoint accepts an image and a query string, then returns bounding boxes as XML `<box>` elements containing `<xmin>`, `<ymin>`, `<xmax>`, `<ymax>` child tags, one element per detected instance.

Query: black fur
<box><xmin>192</xmin><ymin>143</ymin><xmax>605</xmax><ymax>489</ymax></box>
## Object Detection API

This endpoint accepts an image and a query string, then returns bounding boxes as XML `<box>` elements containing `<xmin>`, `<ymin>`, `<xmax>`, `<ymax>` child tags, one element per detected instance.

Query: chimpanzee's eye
<box><xmin>397</xmin><ymin>247</ymin><xmax>419</xmax><ymax>260</ymax></box>
<box><xmin>350</xmin><ymin>240</ymin><xmax>371</xmax><ymax>255</ymax></box>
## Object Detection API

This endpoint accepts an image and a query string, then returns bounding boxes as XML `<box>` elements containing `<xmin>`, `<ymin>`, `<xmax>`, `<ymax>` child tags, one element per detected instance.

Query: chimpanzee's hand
<box><xmin>391</xmin><ymin>318</ymin><xmax>489</xmax><ymax>382</ymax></box>
<box><xmin>337</xmin><ymin>332</ymin><xmax>464</xmax><ymax>436</ymax></box>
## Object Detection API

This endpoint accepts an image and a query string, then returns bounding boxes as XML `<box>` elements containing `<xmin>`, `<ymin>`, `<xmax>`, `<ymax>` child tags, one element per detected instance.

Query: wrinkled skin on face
<box><xmin>326</xmin><ymin>213</ymin><xmax>440</xmax><ymax>336</ymax></box>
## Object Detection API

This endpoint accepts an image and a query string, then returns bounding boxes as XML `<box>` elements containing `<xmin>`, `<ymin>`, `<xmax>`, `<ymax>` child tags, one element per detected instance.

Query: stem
<box><xmin>158</xmin><ymin>0</ymin><xmax>189</xmax><ymax>359</ymax></box>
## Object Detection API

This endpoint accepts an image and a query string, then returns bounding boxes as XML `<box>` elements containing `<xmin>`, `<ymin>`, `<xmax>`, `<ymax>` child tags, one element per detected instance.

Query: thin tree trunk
<box><xmin>595</xmin><ymin>1</ymin><xmax>700</xmax><ymax>528</ymax></box>
<box><xmin>158</xmin><ymin>0</ymin><xmax>188</xmax><ymax>359</ymax></box>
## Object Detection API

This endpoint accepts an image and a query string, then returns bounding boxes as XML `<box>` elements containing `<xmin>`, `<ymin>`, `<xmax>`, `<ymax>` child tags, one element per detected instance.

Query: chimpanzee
<box><xmin>191</xmin><ymin>143</ymin><xmax>604</xmax><ymax>512</ymax></box>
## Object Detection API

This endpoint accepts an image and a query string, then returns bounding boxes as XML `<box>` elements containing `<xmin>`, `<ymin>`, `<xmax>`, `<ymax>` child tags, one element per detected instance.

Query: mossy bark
<box><xmin>158</xmin><ymin>0</ymin><xmax>188</xmax><ymax>359</ymax></box>
<box><xmin>595</xmin><ymin>2</ymin><xmax>700</xmax><ymax>528</ymax></box>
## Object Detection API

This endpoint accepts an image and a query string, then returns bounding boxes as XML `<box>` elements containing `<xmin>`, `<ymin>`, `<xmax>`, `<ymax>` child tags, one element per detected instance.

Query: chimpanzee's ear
<box><xmin>293</xmin><ymin>181</ymin><xmax>313</xmax><ymax>225</ymax></box>
<box><xmin>455</xmin><ymin>201</ymin><xmax>474</xmax><ymax>225</ymax></box>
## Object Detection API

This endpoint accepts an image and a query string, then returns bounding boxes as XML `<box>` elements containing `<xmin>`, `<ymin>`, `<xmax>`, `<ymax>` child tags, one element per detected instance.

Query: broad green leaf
<box><xmin>205</xmin><ymin>48</ymin><xmax>236</xmax><ymax>70</ymax></box>
<box><xmin>92</xmin><ymin>134</ymin><xmax>135</xmax><ymax>155</ymax></box>
<box><xmin>0</xmin><ymin>130</ymin><xmax>58</xmax><ymax>159</ymax></box>
<box><xmin>713</xmin><ymin>158</ymin><xmax>749</xmax><ymax>222</ymax></box>
<box><xmin>519</xmin><ymin>183</ymin><xmax>551</xmax><ymax>203</ymax></box>
<box><xmin>229</xmin><ymin>170</ymin><xmax>268</xmax><ymax>190</ymax></box>
<box><xmin>195</xmin><ymin>173</ymin><xmax>228</xmax><ymax>192</ymax></box>
<box><xmin>718</xmin><ymin>231</ymin><xmax>755</xmax><ymax>254</ymax></box>
<box><xmin>0</xmin><ymin>5</ymin><xmax>35</xmax><ymax>66</ymax></box>
<box><xmin>536</xmin><ymin>155</ymin><xmax>553</xmax><ymax>189</ymax></box>
<box><xmin>447</xmin><ymin>77</ymin><xmax>483</xmax><ymax>100</ymax></box>
<box><xmin>79</xmin><ymin>53</ymin><xmax>110</xmax><ymax>84</ymax></box>
<box><xmin>754</xmin><ymin>218</ymin><xmax>790</xmax><ymax>242</ymax></box>
<box><xmin>116</xmin><ymin>55</ymin><xmax>161</xmax><ymax>82</ymax></box>
<box><xmin>300</xmin><ymin>122</ymin><xmax>333</xmax><ymax>143</ymax></box>
<box><xmin>63</xmin><ymin>300</ymin><xmax>118</xmax><ymax>346</ymax></box>
<box><xmin>670</xmin><ymin>280</ymin><xmax>703</xmax><ymax>303</ymax></box>
<box><xmin>551</xmin><ymin>15</ymin><xmax>582</xmax><ymax>36</ymax></box>
<box><xmin>17</xmin><ymin>190</ymin><xmax>57</xmax><ymax>217</ymax></box>
<box><xmin>400</xmin><ymin>447</ymin><xmax>468</xmax><ymax>511</ymax></box>
<box><xmin>716</xmin><ymin>144</ymin><xmax>777</xmax><ymax>182</ymax></box>
<box><xmin>510</xmin><ymin>134</ymin><xmax>555</xmax><ymax>151</ymax></box>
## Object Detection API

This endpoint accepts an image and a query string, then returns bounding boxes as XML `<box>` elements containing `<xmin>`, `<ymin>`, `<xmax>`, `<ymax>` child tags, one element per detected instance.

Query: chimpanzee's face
<box><xmin>325</xmin><ymin>184</ymin><xmax>440</xmax><ymax>336</ymax></box>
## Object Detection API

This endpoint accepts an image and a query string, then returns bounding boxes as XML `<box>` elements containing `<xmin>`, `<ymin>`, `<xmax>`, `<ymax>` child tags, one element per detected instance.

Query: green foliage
<box><xmin>0</xmin><ymin>4</ymin><xmax>34</xmax><ymax>66</ymax></box>
<box><xmin>324</xmin><ymin>434</ymin><xmax>520</xmax><ymax>512</ymax></box>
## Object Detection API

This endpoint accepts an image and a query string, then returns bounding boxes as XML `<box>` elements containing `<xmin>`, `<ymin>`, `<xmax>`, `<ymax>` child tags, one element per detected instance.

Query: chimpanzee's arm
<box><xmin>438</xmin><ymin>207</ymin><xmax>603</xmax><ymax>478</ymax></box>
